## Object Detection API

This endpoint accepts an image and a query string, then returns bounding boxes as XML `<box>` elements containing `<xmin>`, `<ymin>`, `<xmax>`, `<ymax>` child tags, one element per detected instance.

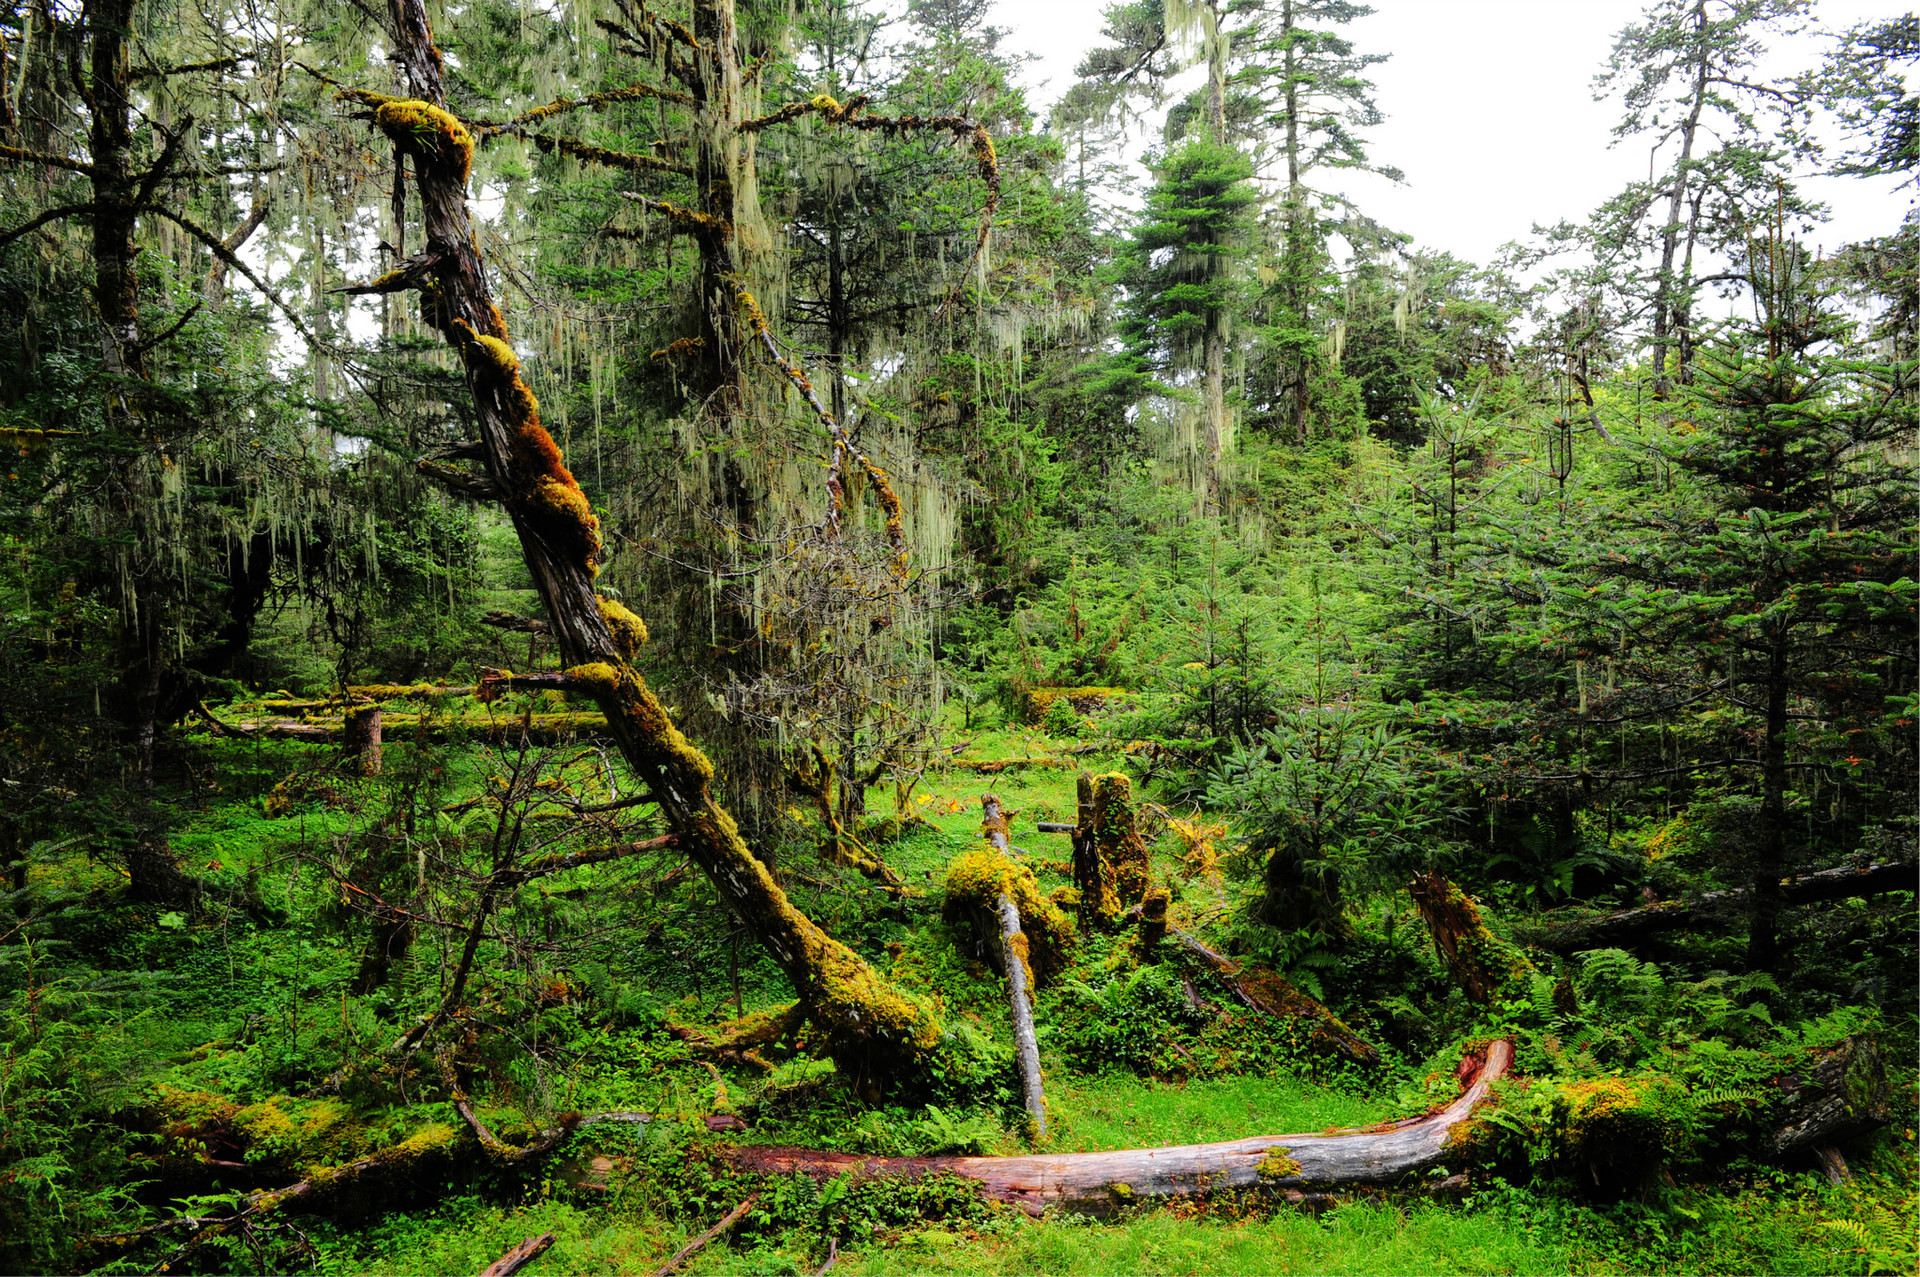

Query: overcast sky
<box><xmin>988</xmin><ymin>0</ymin><xmax>1915</xmax><ymax>265</ymax></box>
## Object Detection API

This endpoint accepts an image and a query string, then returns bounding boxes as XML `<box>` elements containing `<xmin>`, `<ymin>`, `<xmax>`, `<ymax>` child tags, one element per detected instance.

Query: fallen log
<box><xmin>1768</xmin><ymin>1034</ymin><xmax>1890</xmax><ymax>1158</ymax></box>
<box><xmin>201</xmin><ymin>711</ymin><xmax>612</xmax><ymax>746</ymax></box>
<box><xmin>1156</xmin><ymin>920</ymin><xmax>1379</xmax><ymax>1068</ymax></box>
<box><xmin>722</xmin><ymin>1040</ymin><xmax>1513</xmax><ymax>1215</ymax></box>
<box><xmin>1519</xmin><ymin>860</ymin><xmax>1920</xmax><ymax>955</ymax></box>
<box><xmin>477</xmin><ymin>1232</ymin><xmax>554</xmax><ymax>1277</ymax></box>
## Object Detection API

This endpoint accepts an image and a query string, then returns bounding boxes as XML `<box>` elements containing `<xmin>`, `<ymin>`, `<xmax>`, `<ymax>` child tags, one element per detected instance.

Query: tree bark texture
<box><xmin>946</xmin><ymin>795</ymin><xmax>1055</xmax><ymax>1136</ymax></box>
<box><xmin>358</xmin><ymin>0</ymin><xmax>939</xmax><ymax>1083</ymax></box>
<box><xmin>1410</xmin><ymin>872</ymin><xmax>1532</xmax><ymax>1005</ymax></box>
<box><xmin>342</xmin><ymin>706</ymin><xmax>382</xmax><ymax>776</ymax></box>
<box><xmin>723</xmin><ymin>1040</ymin><xmax>1513</xmax><ymax>1215</ymax></box>
<box><xmin>1068</xmin><ymin>772</ymin><xmax>1114</xmax><ymax>926</ymax></box>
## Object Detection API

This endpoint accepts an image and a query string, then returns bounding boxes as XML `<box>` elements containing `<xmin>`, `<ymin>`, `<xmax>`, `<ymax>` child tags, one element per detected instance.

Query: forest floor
<box><xmin>52</xmin><ymin>691</ymin><xmax>1920</xmax><ymax>1276</ymax></box>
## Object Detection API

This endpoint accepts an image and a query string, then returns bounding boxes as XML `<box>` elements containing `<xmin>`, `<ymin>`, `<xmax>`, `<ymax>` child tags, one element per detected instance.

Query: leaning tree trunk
<box><xmin>945</xmin><ymin>795</ymin><xmax>1068</xmax><ymax>1138</ymax></box>
<box><xmin>1410</xmin><ymin>872</ymin><xmax>1532</xmax><ymax>1005</ymax></box>
<box><xmin>353</xmin><ymin>0</ymin><xmax>939</xmax><ymax>1085</ymax></box>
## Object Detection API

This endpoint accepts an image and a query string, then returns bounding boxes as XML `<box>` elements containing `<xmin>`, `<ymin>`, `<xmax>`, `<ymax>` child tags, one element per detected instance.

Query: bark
<box><xmin>355</xmin><ymin>0</ymin><xmax>940</xmax><ymax>1084</ymax></box>
<box><xmin>1649</xmin><ymin>0</ymin><xmax>1709</xmax><ymax>399</ymax></box>
<box><xmin>342</xmin><ymin>706</ymin><xmax>382</xmax><ymax>776</ymax></box>
<box><xmin>1092</xmin><ymin>772</ymin><xmax>1149</xmax><ymax>919</ymax></box>
<box><xmin>1767</xmin><ymin>1034</ymin><xmax>1890</xmax><ymax>1158</ymax></box>
<box><xmin>209</xmin><ymin>712</ymin><xmax>612</xmax><ymax>746</ymax></box>
<box><xmin>477</xmin><ymin>1233</ymin><xmax>555</xmax><ymax>1277</ymax></box>
<box><xmin>1410</xmin><ymin>872</ymin><xmax>1532</xmax><ymax>1006</ymax></box>
<box><xmin>722</xmin><ymin>1040</ymin><xmax>1513</xmax><ymax>1214</ymax></box>
<box><xmin>1747</xmin><ymin>635</ymin><xmax>1791</xmax><ymax>972</ymax></box>
<box><xmin>1519</xmin><ymin>860</ymin><xmax>1920</xmax><ymax>955</ymax></box>
<box><xmin>1067</xmin><ymin>772</ymin><xmax>1113</xmax><ymax>928</ymax></box>
<box><xmin>653</xmin><ymin>1195</ymin><xmax>757</xmax><ymax>1277</ymax></box>
<box><xmin>985</xmin><ymin>796</ymin><xmax>1047</xmax><ymax>1135</ymax></box>
<box><xmin>1155</xmin><ymin>916</ymin><xmax>1378</xmax><ymax>1067</ymax></box>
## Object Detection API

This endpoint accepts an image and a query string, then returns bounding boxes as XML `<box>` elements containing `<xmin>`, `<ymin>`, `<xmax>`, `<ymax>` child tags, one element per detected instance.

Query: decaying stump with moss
<box><xmin>1069</xmin><ymin>772</ymin><xmax>1116</xmax><ymax>927</ymax></box>
<box><xmin>333</xmin><ymin>0</ymin><xmax>955</xmax><ymax>1086</ymax></box>
<box><xmin>1411</xmin><ymin>871</ymin><xmax>1533</xmax><ymax>1005</ymax></box>
<box><xmin>1092</xmin><ymin>772</ymin><xmax>1150</xmax><ymax>921</ymax></box>
<box><xmin>341</xmin><ymin>706</ymin><xmax>382</xmax><ymax>776</ymax></box>
<box><xmin>944</xmin><ymin>795</ymin><xmax>1073</xmax><ymax>1136</ymax></box>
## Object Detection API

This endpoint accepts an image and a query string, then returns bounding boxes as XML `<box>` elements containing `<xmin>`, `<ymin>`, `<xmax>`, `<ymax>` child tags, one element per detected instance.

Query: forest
<box><xmin>0</xmin><ymin>0</ymin><xmax>1913</xmax><ymax>1270</ymax></box>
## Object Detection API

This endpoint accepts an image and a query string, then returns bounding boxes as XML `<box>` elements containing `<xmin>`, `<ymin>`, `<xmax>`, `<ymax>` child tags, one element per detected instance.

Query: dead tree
<box><xmin>1092</xmin><ymin>772</ymin><xmax>1149</xmax><ymax>921</ymax></box>
<box><xmin>1519</xmin><ymin>860</ymin><xmax>1920</xmax><ymax>955</ymax></box>
<box><xmin>943</xmin><ymin>795</ymin><xmax>1071</xmax><ymax>1137</ymax></box>
<box><xmin>725</xmin><ymin>1040</ymin><xmax>1515</xmax><ymax>1213</ymax></box>
<box><xmin>324</xmin><ymin>0</ymin><xmax>1015</xmax><ymax>1081</ymax></box>
<box><xmin>1411</xmin><ymin>871</ymin><xmax>1533</xmax><ymax>1005</ymax></box>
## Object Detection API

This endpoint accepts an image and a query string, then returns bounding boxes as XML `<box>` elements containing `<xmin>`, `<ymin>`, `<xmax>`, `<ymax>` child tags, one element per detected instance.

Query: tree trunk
<box><xmin>342</xmin><ymin>706</ymin><xmax>382</xmax><ymax>776</ymax></box>
<box><xmin>1767</xmin><ymin>1034</ymin><xmax>1890</xmax><ymax>1158</ymax></box>
<box><xmin>724</xmin><ymin>1039</ymin><xmax>1513</xmax><ymax>1214</ymax></box>
<box><xmin>981</xmin><ymin>794</ymin><xmax>1046</xmax><ymax>1136</ymax></box>
<box><xmin>1092</xmin><ymin>773</ymin><xmax>1149</xmax><ymax>916</ymax></box>
<box><xmin>1410</xmin><ymin>871</ymin><xmax>1531</xmax><ymax>1005</ymax></box>
<box><xmin>1069</xmin><ymin>772</ymin><xmax>1114</xmax><ymax>927</ymax></box>
<box><xmin>1747</xmin><ymin>635</ymin><xmax>1791</xmax><ymax>972</ymax></box>
<box><xmin>361</xmin><ymin>0</ymin><xmax>939</xmax><ymax>1084</ymax></box>
<box><xmin>1650</xmin><ymin>0</ymin><xmax>1709</xmax><ymax>399</ymax></box>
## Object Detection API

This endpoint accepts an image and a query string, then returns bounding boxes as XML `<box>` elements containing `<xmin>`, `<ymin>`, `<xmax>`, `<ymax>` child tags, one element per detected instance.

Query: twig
<box><xmin>652</xmin><ymin>1196</ymin><xmax>757</xmax><ymax>1277</ymax></box>
<box><xmin>478</xmin><ymin>1232</ymin><xmax>555</xmax><ymax>1277</ymax></box>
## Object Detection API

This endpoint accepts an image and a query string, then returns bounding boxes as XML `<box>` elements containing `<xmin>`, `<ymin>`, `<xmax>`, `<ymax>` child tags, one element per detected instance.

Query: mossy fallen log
<box><xmin>204</xmin><ymin>710</ymin><xmax>611</xmax><ymax>745</ymax></box>
<box><xmin>1518</xmin><ymin>860</ymin><xmax>1920</xmax><ymax>954</ymax></box>
<box><xmin>720</xmin><ymin>1040</ymin><xmax>1513</xmax><ymax>1215</ymax></box>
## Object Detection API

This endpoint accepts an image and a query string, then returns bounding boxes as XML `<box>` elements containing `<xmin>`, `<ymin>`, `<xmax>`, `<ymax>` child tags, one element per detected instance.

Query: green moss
<box><xmin>1255</xmin><ymin>1148</ymin><xmax>1302</xmax><ymax>1180</ymax></box>
<box><xmin>597</xmin><ymin>597</ymin><xmax>649</xmax><ymax>660</ymax></box>
<box><xmin>372</xmin><ymin>99</ymin><xmax>474</xmax><ymax>184</ymax></box>
<box><xmin>943</xmin><ymin>847</ymin><xmax>1074</xmax><ymax>984</ymax></box>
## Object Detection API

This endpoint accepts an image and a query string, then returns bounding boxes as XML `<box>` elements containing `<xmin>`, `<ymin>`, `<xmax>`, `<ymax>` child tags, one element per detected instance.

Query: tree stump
<box><xmin>1093</xmin><ymin>772</ymin><xmax>1149</xmax><ymax>916</ymax></box>
<box><xmin>342</xmin><ymin>706</ymin><xmax>382</xmax><ymax>776</ymax></box>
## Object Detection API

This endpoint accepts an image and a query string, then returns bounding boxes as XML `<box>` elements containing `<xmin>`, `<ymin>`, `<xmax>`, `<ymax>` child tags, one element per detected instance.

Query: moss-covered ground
<box><xmin>25</xmin><ymin>690</ymin><xmax>1915</xmax><ymax>1276</ymax></box>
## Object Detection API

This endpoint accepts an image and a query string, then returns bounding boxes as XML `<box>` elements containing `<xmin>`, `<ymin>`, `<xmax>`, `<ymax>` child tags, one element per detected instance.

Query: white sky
<box><xmin>990</xmin><ymin>0</ymin><xmax>1916</xmax><ymax>264</ymax></box>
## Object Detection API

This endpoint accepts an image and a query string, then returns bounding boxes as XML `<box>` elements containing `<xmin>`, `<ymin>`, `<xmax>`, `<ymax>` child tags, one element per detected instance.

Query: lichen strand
<box><xmin>943</xmin><ymin>846</ymin><xmax>1073</xmax><ymax>983</ymax></box>
<box><xmin>452</xmin><ymin>318</ymin><xmax>601</xmax><ymax>575</ymax></box>
<box><xmin>1410</xmin><ymin>871</ymin><xmax>1533</xmax><ymax>1005</ymax></box>
<box><xmin>597</xmin><ymin>597</ymin><xmax>649</xmax><ymax>662</ymax></box>
<box><xmin>1093</xmin><ymin>773</ymin><xmax>1150</xmax><ymax>911</ymax></box>
<box><xmin>372</xmin><ymin>99</ymin><xmax>474</xmax><ymax>185</ymax></box>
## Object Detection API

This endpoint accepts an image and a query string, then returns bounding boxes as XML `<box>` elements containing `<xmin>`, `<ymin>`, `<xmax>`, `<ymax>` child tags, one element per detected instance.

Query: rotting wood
<box><xmin>342</xmin><ymin>706</ymin><xmax>382</xmax><ymax>776</ymax></box>
<box><xmin>1519</xmin><ymin>860</ymin><xmax>1920</xmax><ymax>954</ymax></box>
<box><xmin>1092</xmin><ymin>773</ymin><xmax>1149</xmax><ymax>919</ymax></box>
<box><xmin>477</xmin><ymin>1232</ymin><xmax>555</xmax><ymax>1277</ymax></box>
<box><xmin>652</xmin><ymin>1195</ymin><xmax>757</xmax><ymax>1277</ymax></box>
<box><xmin>1155</xmin><ymin>917</ymin><xmax>1378</xmax><ymax>1067</ymax></box>
<box><xmin>719</xmin><ymin>1040</ymin><xmax>1513</xmax><ymax>1214</ymax></box>
<box><xmin>203</xmin><ymin>711</ymin><xmax>612</xmax><ymax>746</ymax></box>
<box><xmin>1411</xmin><ymin>871</ymin><xmax>1533</xmax><ymax>1005</ymax></box>
<box><xmin>1767</xmin><ymin>1034</ymin><xmax>1890</xmax><ymax>1158</ymax></box>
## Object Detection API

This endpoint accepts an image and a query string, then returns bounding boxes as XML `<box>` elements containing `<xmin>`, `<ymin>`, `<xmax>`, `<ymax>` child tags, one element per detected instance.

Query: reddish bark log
<box><xmin>719</xmin><ymin>1041</ymin><xmax>1512</xmax><ymax>1214</ymax></box>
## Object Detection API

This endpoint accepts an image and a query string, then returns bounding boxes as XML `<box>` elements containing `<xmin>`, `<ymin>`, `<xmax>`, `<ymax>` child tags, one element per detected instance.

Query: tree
<box><xmin>336</xmin><ymin>0</ymin><xmax>1013</xmax><ymax>1082</ymax></box>
<box><xmin>1588</xmin><ymin>0</ymin><xmax>1815</xmax><ymax>397</ymax></box>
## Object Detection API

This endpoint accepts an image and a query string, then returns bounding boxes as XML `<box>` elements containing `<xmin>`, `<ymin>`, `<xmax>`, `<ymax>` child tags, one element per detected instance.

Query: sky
<box><xmin>987</xmin><ymin>0</ymin><xmax>1915</xmax><ymax>266</ymax></box>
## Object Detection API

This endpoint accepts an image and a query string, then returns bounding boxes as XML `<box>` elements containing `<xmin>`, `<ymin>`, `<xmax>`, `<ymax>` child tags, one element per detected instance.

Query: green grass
<box><xmin>1046</xmin><ymin>1072</ymin><xmax>1392</xmax><ymax>1153</ymax></box>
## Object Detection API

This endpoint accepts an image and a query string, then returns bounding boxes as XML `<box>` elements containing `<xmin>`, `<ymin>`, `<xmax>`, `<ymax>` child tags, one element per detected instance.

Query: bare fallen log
<box><xmin>477</xmin><ymin>1232</ymin><xmax>554</xmax><ymax>1277</ymax></box>
<box><xmin>1519</xmin><ymin>860</ymin><xmax>1920</xmax><ymax>954</ymax></box>
<box><xmin>723</xmin><ymin>1040</ymin><xmax>1513</xmax><ymax>1214</ymax></box>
